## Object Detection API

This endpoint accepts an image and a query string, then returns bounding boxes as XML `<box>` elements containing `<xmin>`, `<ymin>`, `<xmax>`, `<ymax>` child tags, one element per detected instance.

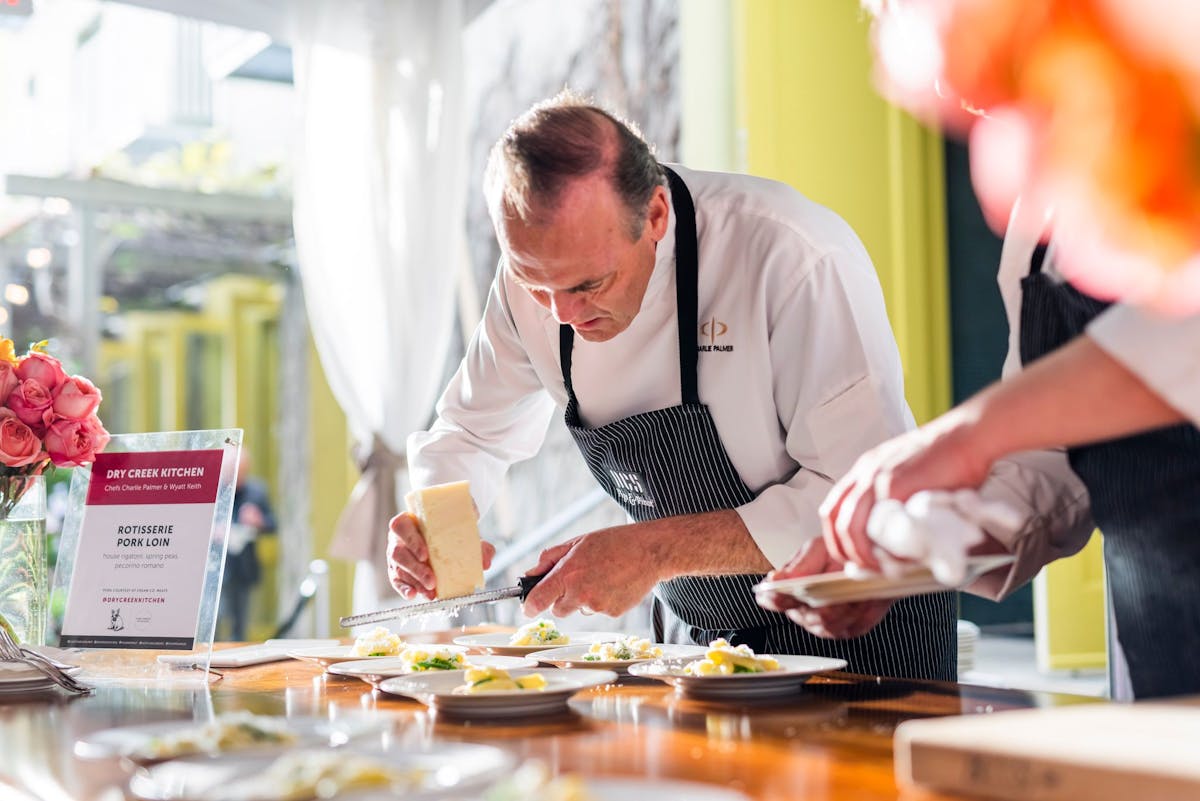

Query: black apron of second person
<box><xmin>558</xmin><ymin>166</ymin><xmax>956</xmax><ymax>681</ymax></box>
<box><xmin>1020</xmin><ymin>246</ymin><xmax>1200</xmax><ymax>699</ymax></box>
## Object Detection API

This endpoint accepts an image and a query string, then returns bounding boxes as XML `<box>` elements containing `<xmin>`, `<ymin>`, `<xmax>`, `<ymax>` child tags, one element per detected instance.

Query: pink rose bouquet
<box><xmin>0</xmin><ymin>338</ymin><xmax>110</xmax><ymax>515</ymax></box>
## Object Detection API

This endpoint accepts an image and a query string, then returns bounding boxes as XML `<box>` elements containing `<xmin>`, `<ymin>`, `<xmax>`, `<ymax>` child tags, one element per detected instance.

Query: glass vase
<box><xmin>0</xmin><ymin>475</ymin><xmax>48</xmax><ymax>646</ymax></box>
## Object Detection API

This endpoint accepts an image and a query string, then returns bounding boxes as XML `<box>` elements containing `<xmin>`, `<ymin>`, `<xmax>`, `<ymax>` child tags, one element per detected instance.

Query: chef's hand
<box><xmin>387</xmin><ymin>512</ymin><xmax>495</xmax><ymax>600</ymax></box>
<box><xmin>522</xmin><ymin>524</ymin><xmax>662</xmax><ymax>618</ymax></box>
<box><xmin>820</xmin><ymin>413</ymin><xmax>993</xmax><ymax>572</ymax></box>
<box><xmin>757</xmin><ymin>537</ymin><xmax>894</xmax><ymax>639</ymax></box>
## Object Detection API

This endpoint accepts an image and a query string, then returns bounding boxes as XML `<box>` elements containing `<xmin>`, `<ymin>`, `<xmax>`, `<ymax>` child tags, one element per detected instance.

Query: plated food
<box><xmin>483</xmin><ymin>761</ymin><xmax>594</xmax><ymax>801</ymax></box>
<box><xmin>179</xmin><ymin>749</ymin><xmax>422</xmax><ymax>801</ymax></box>
<box><xmin>682</xmin><ymin>638</ymin><xmax>780</xmax><ymax>676</ymax></box>
<box><xmin>126</xmin><ymin>742</ymin><xmax>514</xmax><ymax>801</ymax></box>
<box><xmin>328</xmin><ymin>654</ymin><xmax>536</xmax><ymax>687</ymax></box>
<box><xmin>628</xmin><ymin>650</ymin><xmax>847</xmax><ymax>700</ymax></box>
<box><xmin>582</xmin><ymin>636</ymin><xmax>661</xmax><ymax>662</ymax></box>
<box><xmin>454</xmin><ymin>629</ymin><xmax>625</xmax><ymax>657</ymax></box>
<box><xmin>456</xmin><ymin>666</ymin><xmax>547</xmax><ymax>694</ymax></box>
<box><xmin>393</xmin><ymin>644</ymin><xmax>467</xmax><ymax>672</ymax></box>
<box><xmin>483</xmin><ymin>761</ymin><xmax>751</xmax><ymax>801</ymax></box>
<box><xmin>509</xmin><ymin>619</ymin><xmax>570</xmax><ymax>646</ymax></box>
<box><xmin>529</xmin><ymin>642</ymin><xmax>707</xmax><ymax>675</ymax></box>
<box><xmin>378</xmin><ymin>668</ymin><xmax>617</xmax><ymax>718</ymax></box>
<box><xmin>74</xmin><ymin>713</ymin><xmax>331</xmax><ymax>764</ymax></box>
<box><xmin>348</xmin><ymin>627</ymin><xmax>407</xmax><ymax>658</ymax></box>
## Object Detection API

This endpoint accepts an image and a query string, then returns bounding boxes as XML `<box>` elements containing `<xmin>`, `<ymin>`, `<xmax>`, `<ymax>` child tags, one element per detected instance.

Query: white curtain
<box><xmin>291</xmin><ymin>0</ymin><xmax>467</xmax><ymax>610</ymax></box>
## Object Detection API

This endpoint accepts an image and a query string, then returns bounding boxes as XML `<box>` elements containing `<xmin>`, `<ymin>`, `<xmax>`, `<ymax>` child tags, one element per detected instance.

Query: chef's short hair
<box><xmin>485</xmin><ymin>91</ymin><xmax>666</xmax><ymax>240</ymax></box>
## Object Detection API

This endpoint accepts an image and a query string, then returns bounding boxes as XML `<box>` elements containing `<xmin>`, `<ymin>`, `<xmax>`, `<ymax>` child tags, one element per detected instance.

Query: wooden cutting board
<box><xmin>895</xmin><ymin>699</ymin><xmax>1200</xmax><ymax>801</ymax></box>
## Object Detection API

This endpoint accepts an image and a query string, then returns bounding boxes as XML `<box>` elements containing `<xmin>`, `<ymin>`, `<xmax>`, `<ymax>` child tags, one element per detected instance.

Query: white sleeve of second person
<box><xmin>406</xmin><ymin>272</ymin><xmax>558</xmax><ymax>516</ymax></box>
<box><xmin>1086</xmin><ymin>303</ymin><xmax>1200</xmax><ymax>426</ymax></box>
<box><xmin>734</xmin><ymin>251</ymin><xmax>916</xmax><ymax>568</ymax></box>
<box><xmin>966</xmin><ymin>201</ymin><xmax>1096</xmax><ymax>599</ymax></box>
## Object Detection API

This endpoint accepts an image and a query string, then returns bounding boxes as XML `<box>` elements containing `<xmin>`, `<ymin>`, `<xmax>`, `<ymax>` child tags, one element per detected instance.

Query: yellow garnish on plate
<box><xmin>484</xmin><ymin>760</ymin><xmax>596</xmax><ymax>801</ymax></box>
<box><xmin>199</xmin><ymin>750</ymin><xmax>424</xmax><ymax>801</ymax></box>
<box><xmin>397</xmin><ymin>645</ymin><xmax>466</xmax><ymax>672</ymax></box>
<box><xmin>456</xmin><ymin>666</ymin><xmax>548</xmax><ymax>694</ymax></box>
<box><xmin>349</xmin><ymin>626</ymin><xmax>406</xmax><ymax>657</ymax></box>
<box><xmin>509</xmin><ymin>619</ymin><xmax>569</xmax><ymax>646</ymax></box>
<box><xmin>683</xmin><ymin>638</ymin><xmax>781</xmax><ymax>676</ymax></box>
<box><xmin>130</xmin><ymin>712</ymin><xmax>297</xmax><ymax>761</ymax></box>
<box><xmin>581</xmin><ymin>636</ymin><xmax>663</xmax><ymax>662</ymax></box>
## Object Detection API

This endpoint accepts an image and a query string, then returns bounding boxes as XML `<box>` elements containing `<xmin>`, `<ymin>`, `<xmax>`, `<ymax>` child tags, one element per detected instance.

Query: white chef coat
<box><xmin>967</xmin><ymin>196</ymin><xmax>1200</xmax><ymax>599</ymax></box>
<box><xmin>408</xmin><ymin>165</ymin><xmax>915</xmax><ymax>568</ymax></box>
<box><xmin>1088</xmin><ymin>306</ymin><xmax>1200</xmax><ymax>425</ymax></box>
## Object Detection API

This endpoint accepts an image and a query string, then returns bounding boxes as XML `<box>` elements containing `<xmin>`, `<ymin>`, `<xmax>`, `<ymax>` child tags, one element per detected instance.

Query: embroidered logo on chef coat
<box><xmin>698</xmin><ymin>317</ymin><xmax>734</xmax><ymax>352</ymax></box>
<box><xmin>608</xmin><ymin>469</ymin><xmax>656</xmax><ymax>508</ymax></box>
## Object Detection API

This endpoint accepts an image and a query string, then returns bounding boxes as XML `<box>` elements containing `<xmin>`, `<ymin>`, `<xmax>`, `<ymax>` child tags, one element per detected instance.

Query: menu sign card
<box><xmin>59</xmin><ymin>449</ymin><xmax>225</xmax><ymax>649</ymax></box>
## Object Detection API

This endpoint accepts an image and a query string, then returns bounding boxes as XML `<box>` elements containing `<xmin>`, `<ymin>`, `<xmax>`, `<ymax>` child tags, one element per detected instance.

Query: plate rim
<box><xmin>452</xmin><ymin>630</ymin><xmax>627</xmax><ymax>650</ymax></box>
<box><xmin>527</xmin><ymin>642</ymin><xmax>709</xmax><ymax>668</ymax></box>
<box><xmin>626</xmin><ymin>653</ymin><xmax>847</xmax><ymax>683</ymax></box>
<box><xmin>327</xmin><ymin>653</ymin><xmax>536</xmax><ymax>679</ymax></box>
<box><xmin>753</xmin><ymin>553</ymin><xmax>1017</xmax><ymax>596</ymax></box>
<box><xmin>73</xmin><ymin>715</ymin><xmax>343</xmax><ymax>762</ymax></box>
<box><xmin>125</xmin><ymin>742</ymin><xmax>517</xmax><ymax>801</ymax></box>
<box><xmin>377</xmin><ymin>666</ymin><xmax>618</xmax><ymax>700</ymax></box>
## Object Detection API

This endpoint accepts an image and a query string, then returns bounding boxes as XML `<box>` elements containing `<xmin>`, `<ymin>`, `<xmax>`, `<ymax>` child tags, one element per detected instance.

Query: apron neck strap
<box><xmin>559</xmin><ymin>165</ymin><xmax>701</xmax><ymax>406</ymax></box>
<box><xmin>1029</xmin><ymin>241</ymin><xmax>1050</xmax><ymax>276</ymax></box>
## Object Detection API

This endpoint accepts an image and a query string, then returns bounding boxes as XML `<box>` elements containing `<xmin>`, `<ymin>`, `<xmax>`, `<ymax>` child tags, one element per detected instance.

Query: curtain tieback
<box><xmin>328</xmin><ymin>435</ymin><xmax>406</xmax><ymax>563</ymax></box>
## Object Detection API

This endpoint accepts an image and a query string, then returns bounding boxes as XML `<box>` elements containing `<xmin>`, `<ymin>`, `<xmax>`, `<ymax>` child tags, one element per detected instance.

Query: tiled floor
<box><xmin>961</xmin><ymin>634</ymin><xmax>1108</xmax><ymax>698</ymax></box>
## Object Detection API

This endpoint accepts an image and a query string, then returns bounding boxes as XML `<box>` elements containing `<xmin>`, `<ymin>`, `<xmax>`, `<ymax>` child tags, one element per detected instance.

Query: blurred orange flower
<box><xmin>867</xmin><ymin>0</ymin><xmax>1200</xmax><ymax>313</ymax></box>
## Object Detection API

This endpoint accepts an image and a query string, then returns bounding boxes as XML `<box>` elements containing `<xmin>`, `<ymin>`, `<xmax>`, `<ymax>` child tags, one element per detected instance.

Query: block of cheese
<box><xmin>405</xmin><ymin>481</ymin><xmax>484</xmax><ymax>599</ymax></box>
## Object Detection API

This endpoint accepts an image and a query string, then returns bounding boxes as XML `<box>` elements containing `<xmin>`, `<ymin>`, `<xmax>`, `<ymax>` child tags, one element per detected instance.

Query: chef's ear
<box><xmin>645</xmin><ymin>185</ymin><xmax>670</xmax><ymax>241</ymax></box>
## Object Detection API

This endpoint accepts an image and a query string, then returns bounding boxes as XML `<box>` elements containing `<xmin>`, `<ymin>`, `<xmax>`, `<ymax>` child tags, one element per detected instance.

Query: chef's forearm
<box><xmin>642</xmin><ymin>509</ymin><xmax>774</xmax><ymax>576</ymax></box>
<box><xmin>966</xmin><ymin>335</ymin><xmax>1184</xmax><ymax>463</ymax></box>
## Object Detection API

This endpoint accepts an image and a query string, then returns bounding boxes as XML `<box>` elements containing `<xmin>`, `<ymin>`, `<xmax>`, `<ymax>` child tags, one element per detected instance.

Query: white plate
<box><xmin>73</xmin><ymin>715</ymin><xmax>382</xmax><ymax>763</ymax></box>
<box><xmin>327</xmin><ymin>653</ymin><xmax>534</xmax><ymax>686</ymax></box>
<box><xmin>127</xmin><ymin>743</ymin><xmax>514</xmax><ymax>801</ymax></box>
<box><xmin>528</xmin><ymin>643</ymin><xmax>709</xmax><ymax>674</ymax></box>
<box><xmin>752</xmin><ymin>554</ymin><xmax>1017</xmax><ymax>608</ymax></box>
<box><xmin>378</xmin><ymin>667</ymin><xmax>617</xmax><ymax>718</ymax></box>
<box><xmin>0</xmin><ymin>658</ymin><xmax>82</xmax><ymax>692</ymax></box>
<box><xmin>0</xmin><ymin>675</ymin><xmax>56</xmax><ymax>693</ymax></box>
<box><xmin>287</xmin><ymin>645</ymin><xmax>409</xmax><ymax>669</ymax></box>
<box><xmin>0</xmin><ymin>660</ymin><xmax>53</xmax><ymax>683</ymax></box>
<box><xmin>453</xmin><ymin>631</ymin><xmax>626</xmax><ymax>657</ymax></box>
<box><xmin>582</xmin><ymin>777</ymin><xmax>750</xmax><ymax>801</ymax></box>
<box><xmin>157</xmin><ymin>640</ymin><xmax>340</xmax><ymax>668</ymax></box>
<box><xmin>627</xmin><ymin>654</ymin><xmax>846</xmax><ymax>700</ymax></box>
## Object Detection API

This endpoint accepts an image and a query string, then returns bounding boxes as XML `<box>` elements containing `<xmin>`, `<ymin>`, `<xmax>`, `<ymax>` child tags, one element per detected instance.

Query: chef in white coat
<box><xmin>387</xmin><ymin>93</ymin><xmax>956</xmax><ymax>680</ymax></box>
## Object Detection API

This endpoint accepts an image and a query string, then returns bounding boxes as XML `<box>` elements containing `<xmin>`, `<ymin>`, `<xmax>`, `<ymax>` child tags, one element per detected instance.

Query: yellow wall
<box><xmin>308</xmin><ymin>337</ymin><xmax>356</xmax><ymax>634</ymax></box>
<box><xmin>732</xmin><ymin>0</ymin><xmax>951</xmax><ymax>423</ymax></box>
<box><xmin>1035</xmin><ymin>535</ymin><xmax>1108</xmax><ymax>671</ymax></box>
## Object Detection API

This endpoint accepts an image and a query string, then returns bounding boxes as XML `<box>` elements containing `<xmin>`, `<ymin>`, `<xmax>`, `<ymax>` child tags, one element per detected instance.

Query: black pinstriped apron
<box><xmin>559</xmin><ymin>167</ymin><xmax>956</xmax><ymax>681</ymax></box>
<box><xmin>1020</xmin><ymin>246</ymin><xmax>1200</xmax><ymax>699</ymax></box>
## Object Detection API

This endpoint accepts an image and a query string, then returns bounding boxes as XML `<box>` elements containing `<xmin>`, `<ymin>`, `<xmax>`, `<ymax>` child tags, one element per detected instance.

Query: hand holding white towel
<box><xmin>851</xmin><ymin>490</ymin><xmax>1023</xmax><ymax>586</ymax></box>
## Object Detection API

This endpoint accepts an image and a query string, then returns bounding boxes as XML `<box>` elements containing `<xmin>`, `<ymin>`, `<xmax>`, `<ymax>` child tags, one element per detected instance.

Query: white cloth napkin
<box><xmin>851</xmin><ymin>489</ymin><xmax>1023</xmax><ymax>586</ymax></box>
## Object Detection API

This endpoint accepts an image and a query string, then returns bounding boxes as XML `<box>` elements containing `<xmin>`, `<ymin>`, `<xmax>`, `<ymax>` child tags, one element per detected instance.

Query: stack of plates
<box><xmin>0</xmin><ymin>659</ymin><xmax>56</xmax><ymax>694</ymax></box>
<box><xmin>957</xmin><ymin>620</ymin><xmax>981</xmax><ymax>675</ymax></box>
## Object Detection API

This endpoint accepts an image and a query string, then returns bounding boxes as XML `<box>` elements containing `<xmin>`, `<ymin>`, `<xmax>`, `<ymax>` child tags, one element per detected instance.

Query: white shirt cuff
<box><xmin>1087</xmin><ymin>304</ymin><xmax>1200</xmax><ymax>426</ymax></box>
<box><xmin>735</xmin><ymin>482</ymin><xmax>823</xmax><ymax>569</ymax></box>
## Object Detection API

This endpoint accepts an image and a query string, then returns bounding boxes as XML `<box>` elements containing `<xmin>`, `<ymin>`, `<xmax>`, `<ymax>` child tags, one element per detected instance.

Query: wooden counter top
<box><xmin>0</xmin><ymin>636</ymin><xmax>1102</xmax><ymax>800</ymax></box>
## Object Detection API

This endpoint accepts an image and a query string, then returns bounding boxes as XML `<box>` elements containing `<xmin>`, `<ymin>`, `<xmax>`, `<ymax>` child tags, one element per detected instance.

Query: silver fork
<box><xmin>0</xmin><ymin>627</ymin><xmax>92</xmax><ymax>695</ymax></box>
